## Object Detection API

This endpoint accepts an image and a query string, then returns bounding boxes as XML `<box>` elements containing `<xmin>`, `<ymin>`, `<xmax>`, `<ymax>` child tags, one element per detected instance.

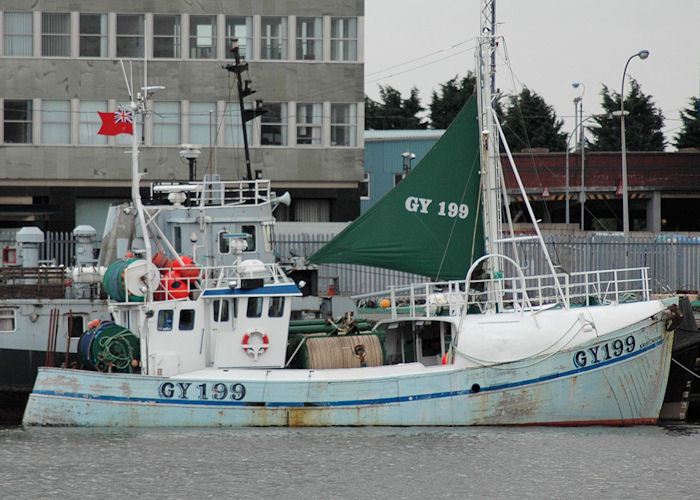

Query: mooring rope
<box><xmin>672</xmin><ymin>357</ymin><xmax>700</xmax><ymax>379</ymax></box>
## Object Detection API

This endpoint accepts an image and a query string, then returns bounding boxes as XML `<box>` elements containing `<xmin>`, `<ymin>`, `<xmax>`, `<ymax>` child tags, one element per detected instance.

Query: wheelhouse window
<box><xmin>179</xmin><ymin>309</ymin><xmax>195</xmax><ymax>330</ymax></box>
<box><xmin>79</xmin><ymin>100</ymin><xmax>107</xmax><ymax>144</ymax></box>
<box><xmin>268</xmin><ymin>297</ymin><xmax>285</xmax><ymax>317</ymax></box>
<box><xmin>241</xmin><ymin>225</ymin><xmax>256</xmax><ymax>252</ymax></box>
<box><xmin>330</xmin><ymin>103</ymin><xmax>357</xmax><ymax>147</ymax></box>
<box><xmin>116</xmin><ymin>14</ymin><xmax>144</xmax><ymax>58</ymax></box>
<box><xmin>4</xmin><ymin>12</ymin><xmax>33</xmax><ymax>56</ymax></box>
<box><xmin>261</xmin><ymin>17</ymin><xmax>287</xmax><ymax>60</ymax></box>
<box><xmin>188</xmin><ymin>101</ymin><xmax>216</xmax><ymax>146</ymax></box>
<box><xmin>213</xmin><ymin>300</ymin><xmax>230</xmax><ymax>322</ymax></box>
<box><xmin>225</xmin><ymin>16</ymin><xmax>252</xmax><ymax>59</ymax></box>
<box><xmin>246</xmin><ymin>297</ymin><xmax>263</xmax><ymax>318</ymax></box>
<box><xmin>296</xmin><ymin>17</ymin><xmax>322</xmax><ymax>60</ymax></box>
<box><xmin>153</xmin><ymin>15</ymin><xmax>181</xmax><ymax>58</ymax></box>
<box><xmin>296</xmin><ymin>103</ymin><xmax>322</xmax><ymax>145</ymax></box>
<box><xmin>4</xmin><ymin>100</ymin><xmax>33</xmax><ymax>144</ymax></box>
<box><xmin>157</xmin><ymin>310</ymin><xmax>174</xmax><ymax>331</ymax></box>
<box><xmin>153</xmin><ymin>101</ymin><xmax>181</xmax><ymax>145</ymax></box>
<box><xmin>190</xmin><ymin>15</ymin><xmax>216</xmax><ymax>59</ymax></box>
<box><xmin>331</xmin><ymin>18</ymin><xmax>357</xmax><ymax>61</ymax></box>
<box><xmin>79</xmin><ymin>14</ymin><xmax>107</xmax><ymax>57</ymax></box>
<box><xmin>218</xmin><ymin>230</ymin><xmax>231</xmax><ymax>254</ymax></box>
<box><xmin>0</xmin><ymin>308</ymin><xmax>16</xmax><ymax>332</ymax></box>
<box><xmin>42</xmin><ymin>100</ymin><xmax>71</xmax><ymax>144</ymax></box>
<box><xmin>261</xmin><ymin>103</ymin><xmax>287</xmax><ymax>146</ymax></box>
<box><xmin>42</xmin><ymin>12</ymin><xmax>71</xmax><ymax>56</ymax></box>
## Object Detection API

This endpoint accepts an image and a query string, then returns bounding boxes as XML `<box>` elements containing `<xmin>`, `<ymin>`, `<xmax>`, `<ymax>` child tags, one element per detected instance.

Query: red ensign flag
<box><xmin>98</xmin><ymin>109</ymin><xmax>134</xmax><ymax>136</ymax></box>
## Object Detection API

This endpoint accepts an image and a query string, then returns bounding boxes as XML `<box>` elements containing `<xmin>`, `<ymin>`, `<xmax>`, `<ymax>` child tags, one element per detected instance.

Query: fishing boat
<box><xmin>23</xmin><ymin>6</ymin><xmax>676</xmax><ymax>427</ymax></box>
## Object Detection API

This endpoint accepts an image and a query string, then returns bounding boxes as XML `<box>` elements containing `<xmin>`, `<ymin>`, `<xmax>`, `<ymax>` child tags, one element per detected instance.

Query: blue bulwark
<box><xmin>202</xmin><ymin>284</ymin><xmax>301</xmax><ymax>297</ymax></box>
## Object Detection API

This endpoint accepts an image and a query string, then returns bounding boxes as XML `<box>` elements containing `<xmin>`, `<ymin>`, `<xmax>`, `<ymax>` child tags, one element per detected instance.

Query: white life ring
<box><xmin>241</xmin><ymin>330</ymin><xmax>269</xmax><ymax>360</ymax></box>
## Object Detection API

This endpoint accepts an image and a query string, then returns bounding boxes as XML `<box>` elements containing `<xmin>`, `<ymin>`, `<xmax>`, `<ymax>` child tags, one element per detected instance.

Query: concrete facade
<box><xmin>0</xmin><ymin>1</ymin><xmax>365</xmax><ymax>230</ymax></box>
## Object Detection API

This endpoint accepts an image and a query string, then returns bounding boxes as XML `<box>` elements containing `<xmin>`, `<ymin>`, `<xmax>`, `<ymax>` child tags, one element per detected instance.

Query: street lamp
<box><xmin>402</xmin><ymin>151</ymin><xmax>416</xmax><ymax>177</ymax></box>
<box><xmin>620</xmin><ymin>49</ymin><xmax>650</xmax><ymax>235</ymax></box>
<box><xmin>571</xmin><ymin>82</ymin><xmax>586</xmax><ymax>228</ymax></box>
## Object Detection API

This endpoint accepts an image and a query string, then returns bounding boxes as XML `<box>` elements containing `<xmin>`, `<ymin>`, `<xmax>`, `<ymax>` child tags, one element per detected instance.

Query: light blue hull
<box><xmin>23</xmin><ymin>318</ymin><xmax>672</xmax><ymax>427</ymax></box>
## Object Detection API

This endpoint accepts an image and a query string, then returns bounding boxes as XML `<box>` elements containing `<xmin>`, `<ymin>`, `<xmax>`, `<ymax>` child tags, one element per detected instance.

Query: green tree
<box><xmin>500</xmin><ymin>87</ymin><xmax>567</xmax><ymax>152</ymax></box>
<box><xmin>364</xmin><ymin>85</ymin><xmax>427</xmax><ymax>130</ymax></box>
<box><xmin>588</xmin><ymin>79</ymin><xmax>665</xmax><ymax>151</ymax></box>
<box><xmin>674</xmin><ymin>97</ymin><xmax>700</xmax><ymax>149</ymax></box>
<box><xmin>429</xmin><ymin>73</ymin><xmax>476</xmax><ymax>129</ymax></box>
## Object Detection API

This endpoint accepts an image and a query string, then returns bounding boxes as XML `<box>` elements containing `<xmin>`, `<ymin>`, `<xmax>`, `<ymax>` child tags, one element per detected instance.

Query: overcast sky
<box><xmin>365</xmin><ymin>0</ymin><xmax>700</xmax><ymax>145</ymax></box>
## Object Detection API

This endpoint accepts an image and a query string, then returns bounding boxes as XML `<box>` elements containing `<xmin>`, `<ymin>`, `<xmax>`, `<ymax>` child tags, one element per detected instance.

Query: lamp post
<box><xmin>571</xmin><ymin>82</ymin><xmax>585</xmax><ymax>228</ymax></box>
<box><xmin>402</xmin><ymin>151</ymin><xmax>416</xmax><ymax>178</ymax></box>
<box><xmin>620</xmin><ymin>49</ymin><xmax>649</xmax><ymax>235</ymax></box>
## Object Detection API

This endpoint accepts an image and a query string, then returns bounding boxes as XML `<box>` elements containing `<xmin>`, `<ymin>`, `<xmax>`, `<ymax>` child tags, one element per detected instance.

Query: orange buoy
<box><xmin>380</xmin><ymin>298</ymin><xmax>391</xmax><ymax>309</ymax></box>
<box><xmin>162</xmin><ymin>270</ymin><xmax>188</xmax><ymax>299</ymax></box>
<box><xmin>152</xmin><ymin>252</ymin><xmax>173</xmax><ymax>270</ymax></box>
<box><xmin>172</xmin><ymin>255</ymin><xmax>200</xmax><ymax>279</ymax></box>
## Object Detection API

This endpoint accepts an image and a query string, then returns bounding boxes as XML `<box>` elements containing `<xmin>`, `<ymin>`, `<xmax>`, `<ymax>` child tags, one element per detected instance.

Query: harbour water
<box><xmin>2</xmin><ymin>424</ymin><xmax>699</xmax><ymax>498</ymax></box>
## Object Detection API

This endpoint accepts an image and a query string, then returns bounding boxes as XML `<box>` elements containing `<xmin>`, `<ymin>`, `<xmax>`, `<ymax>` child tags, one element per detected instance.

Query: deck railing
<box><xmin>122</xmin><ymin>261</ymin><xmax>294</xmax><ymax>303</ymax></box>
<box><xmin>151</xmin><ymin>180</ymin><xmax>272</xmax><ymax>207</ymax></box>
<box><xmin>373</xmin><ymin>266</ymin><xmax>652</xmax><ymax>319</ymax></box>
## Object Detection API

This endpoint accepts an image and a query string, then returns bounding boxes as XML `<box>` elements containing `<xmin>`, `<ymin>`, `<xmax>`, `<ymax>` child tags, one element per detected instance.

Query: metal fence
<box><xmin>2</xmin><ymin>228</ymin><xmax>698</xmax><ymax>296</ymax></box>
<box><xmin>275</xmin><ymin>230</ymin><xmax>700</xmax><ymax>296</ymax></box>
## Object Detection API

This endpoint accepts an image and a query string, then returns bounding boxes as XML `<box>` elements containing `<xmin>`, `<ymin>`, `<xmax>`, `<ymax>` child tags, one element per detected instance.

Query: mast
<box><xmin>477</xmin><ymin>0</ymin><xmax>502</xmax><ymax>260</ymax></box>
<box><xmin>476</xmin><ymin>0</ymin><xmax>506</xmax><ymax>310</ymax></box>
<box><xmin>224</xmin><ymin>39</ymin><xmax>266</xmax><ymax>180</ymax></box>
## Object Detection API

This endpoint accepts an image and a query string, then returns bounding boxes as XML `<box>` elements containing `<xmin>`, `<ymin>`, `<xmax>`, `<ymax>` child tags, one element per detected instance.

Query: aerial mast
<box><xmin>224</xmin><ymin>39</ymin><xmax>266</xmax><ymax>180</ymax></box>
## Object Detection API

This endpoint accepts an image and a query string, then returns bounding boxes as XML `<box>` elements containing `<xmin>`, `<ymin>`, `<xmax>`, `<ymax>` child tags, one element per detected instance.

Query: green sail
<box><xmin>310</xmin><ymin>98</ymin><xmax>483</xmax><ymax>280</ymax></box>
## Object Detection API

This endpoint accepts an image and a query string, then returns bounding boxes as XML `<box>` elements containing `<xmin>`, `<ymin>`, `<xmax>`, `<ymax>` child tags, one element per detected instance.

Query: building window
<box><xmin>268</xmin><ymin>297</ymin><xmax>285</xmax><ymax>317</ymax></box>
<box><xmin>331</xmin><ymin>18</ymin><xmax>357</xmax><ymax>61</ymax></box>
<box><xmin>190</xmin><ymin>15</ymin><xmax>216</xmax><ymax>59</ymax></box>
<box><xmin>296</xmin><ymin>103</ymin><xmax>322</xmax><ymax>145</ymax></box>
<box><xmin>296</xmin><ymin>17</ymin><xmax>322</xmax><ymax>60</ymax></box>
<box><xmin>261</xmin><ymin>103</ymin><xmax>287</xmax><ymax>146</ymax></box>
<box><xmin>153</xmin><ymin>15</ymin><xmax>180</xmax><ymax>58</ymax></box>
<box><xmin>79</xmin><ymin>100</ymin><xmax>107</xmax><ymax>145</ymax></box>
<box><xmin>261</xmin><ymin>17</ymin><xmax>287</xmax><ymax>60</ymax></box>
<box><xmin>3</xmin><ymin>100</ymin><xmax>32</xmax><ymax>144</ymax></box>
<box><xmin>153</xmin><ymin>101</ymin><xmax>181</xmax><ymax>145</ymax></box>
<box><xmin>4</xmin><ymin>12</ymin><xmax>33</xmax><ymax>56</ymax></box>
<box><xmin>330</xmin><ymin>103</ymin><xmax>356</xmax><ymax>146</ymax></box>
<box><xmin>223</xmin><ymin>102</ymin><xmax>252</xmax><ymax>147</ymax></box>
<box><xmin>41</xmin><ymin>100</ymin><xmax>70</xmax><ymax>144</ymax></box>
<box><xmin>0</xmin><ymin>308</ymin><xmax>16</xmax><ymax>332</ymax></box>
<box><xmin>116</xmin><ymin>14</ymin><xmax>144</xmax><ymax>58</ymax></box>
<box><xmin>359</xmin><ymin>172</ymin><xmax>370</xmax><ymax>200</ymax></box>
<box><xmin>79</xmin><ymin>13</ymin><xmax>107</xmax><ymax>57</ymax></box>
<box><xmin>225</xmin><ymin>16</ymin><xmax>253</xmax><ymax>59</ymax></box>
<box><xmin>189</xmin><ymin>102</ymin><xmax>216</xmax><ymax>146</ymax></box>
<box><xmin>42</xmin><ymin>12</ymin><xmax>71</xmax><ymax>56</ymax></box>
